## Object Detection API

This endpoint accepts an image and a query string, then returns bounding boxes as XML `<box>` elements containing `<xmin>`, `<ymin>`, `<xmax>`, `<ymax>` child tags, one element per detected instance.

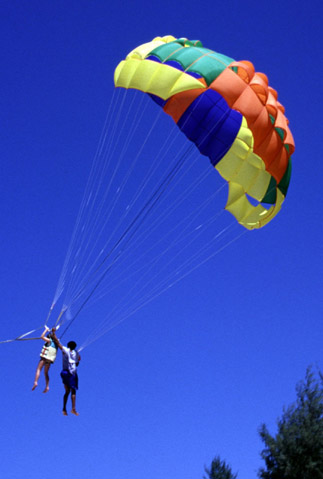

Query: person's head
<box><xmin>67</xmin><ymin>341</ymin><xmax>77</xmax><ymax>350</ymax></box>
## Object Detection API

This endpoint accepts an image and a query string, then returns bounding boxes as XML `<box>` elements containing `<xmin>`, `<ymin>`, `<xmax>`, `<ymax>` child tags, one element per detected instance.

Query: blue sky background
<box><xmin>0</xmin><ymin>1</ymin><xmax>322</xmax><ymax>478</ymax></box>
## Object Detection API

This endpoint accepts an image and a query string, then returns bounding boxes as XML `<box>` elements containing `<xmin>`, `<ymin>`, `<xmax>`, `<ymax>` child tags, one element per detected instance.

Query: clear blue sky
<box><xmin>0</xmin><ymin>1</ymin><xmax>322</xmax><ymax>479</ymax></box>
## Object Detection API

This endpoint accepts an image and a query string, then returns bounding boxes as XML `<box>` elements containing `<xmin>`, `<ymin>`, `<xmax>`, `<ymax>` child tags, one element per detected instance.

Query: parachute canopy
<box><xmin>114</xmin><ymin>36</ymin><xmax>294</xmax><ymax>229</ymax></box>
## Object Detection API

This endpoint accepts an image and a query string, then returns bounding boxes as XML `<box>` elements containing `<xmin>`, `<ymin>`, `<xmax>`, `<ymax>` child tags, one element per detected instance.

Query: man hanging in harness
<box><xmin>51</xmin><ymin>329</ymin><xmax>81</xmax><ymax>416</ymax></box>
<box><xmin>32</xmin><ymin>326</ymin><xmax>58</xmax><ymax>393</ymax></box>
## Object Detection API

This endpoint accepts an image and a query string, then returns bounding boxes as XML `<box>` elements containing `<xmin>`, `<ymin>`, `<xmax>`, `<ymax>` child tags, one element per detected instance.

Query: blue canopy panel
<box><xmin>177</xmin><ymin>89</ymin><xmax>242</xmax><ymax>166</ymax></box>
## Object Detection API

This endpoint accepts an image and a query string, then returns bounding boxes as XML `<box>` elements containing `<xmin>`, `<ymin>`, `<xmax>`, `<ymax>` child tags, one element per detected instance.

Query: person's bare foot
<box><xmin>43</xmin><ymin>386</ymin><xmax>49</xmax><ymax>393</ymax></box>
<box><xmin>32</xmin><ymin>383</ymin><xmax>38</xmax><ymax>391</ymax></box>
<box><xmin>62</xmin><ymin>410</ymin><xmax>68</xmax><ymax>416</ymax></box>
<box><xmin>71</xmin><ymin>409</ymin><xmax>79</xmax><ymax>416</ymax></box>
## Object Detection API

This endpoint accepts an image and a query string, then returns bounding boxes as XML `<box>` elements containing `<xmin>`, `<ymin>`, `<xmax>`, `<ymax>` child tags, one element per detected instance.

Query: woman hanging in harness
<box><xmin>32</xmin><ymin>326</ymin><xmax>58</xmax><ymax>393</ymax></box>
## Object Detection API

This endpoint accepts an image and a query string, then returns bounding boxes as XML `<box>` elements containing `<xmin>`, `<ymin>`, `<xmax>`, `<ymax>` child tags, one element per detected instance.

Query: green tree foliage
<box><xmin>258</xmin><ymin>367</ymin><xmax>323</xmax><ymax>479</ymax></box>
<box><xmin>204</xmin><ymin>456</ymin><xmax>237</xmax><ymax>479</ymax></box>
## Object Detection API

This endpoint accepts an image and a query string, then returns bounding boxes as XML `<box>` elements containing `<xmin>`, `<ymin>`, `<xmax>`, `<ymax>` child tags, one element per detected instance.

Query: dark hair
<box><xmin>67</xmin><ymin>341</ymin><xmax>77</xmax><ymax>350</ymax></box>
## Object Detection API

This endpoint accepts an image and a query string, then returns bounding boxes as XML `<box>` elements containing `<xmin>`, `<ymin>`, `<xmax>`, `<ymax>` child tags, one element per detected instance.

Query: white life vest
<box><xmin>40</xmin><ymin>342</ymin><xmax>57</xmax><ymax>363</ymax></box>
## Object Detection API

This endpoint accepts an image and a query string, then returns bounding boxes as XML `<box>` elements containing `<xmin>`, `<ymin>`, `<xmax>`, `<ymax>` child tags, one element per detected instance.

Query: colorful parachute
<box><xmin>114</xmin><ymin>36</ymin><xmax>294</xmax><ymax>229</ymax></box>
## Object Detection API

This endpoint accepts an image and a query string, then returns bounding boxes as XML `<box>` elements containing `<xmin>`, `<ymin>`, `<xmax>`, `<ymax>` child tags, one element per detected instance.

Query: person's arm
<box><xmin>51</xmin><ymin>328</ymin><xmax>64</xmax><ymax>351</ymax></box>
<box><xmin>40</xmin><ymin>326</ymin><xmax>51</xmax><ymax>342</ymax></box>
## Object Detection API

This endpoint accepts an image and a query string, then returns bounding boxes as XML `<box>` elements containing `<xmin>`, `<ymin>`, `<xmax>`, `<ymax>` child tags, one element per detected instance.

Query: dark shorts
<box><xmin>60</xmin><ymin>370</ymin><xmax>78</xmax><ymax>390</ymax></box>
<box><xmin>39</xmin><ymin>357</ymin><xmax>53</xmax><ymax>365</ymax></box>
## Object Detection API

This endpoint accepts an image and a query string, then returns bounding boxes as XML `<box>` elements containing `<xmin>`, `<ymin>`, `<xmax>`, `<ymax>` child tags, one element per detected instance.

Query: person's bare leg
<box><xmin>32</xmin><ymin>360</ymin><xmax>45</xmax><ymax>390</ymax></box>
<box><xmin>71</xmin><ymin>389</ymin><xmax>79</xmax><ymax>415</ymax></box>
<box><xmin>63</xmin><ymin>385</ymin><xmax>70</xmax><ymax>415</ymax></box>
<box><xmin>43</xmin><ymin>363</ymin><xmax>51</xmax><ymax>393</ymax></box>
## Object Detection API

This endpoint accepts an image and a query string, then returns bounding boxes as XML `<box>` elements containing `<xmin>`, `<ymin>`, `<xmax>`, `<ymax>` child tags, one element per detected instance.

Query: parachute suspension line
<box><xmin>87</xmin><ymin>94</ymin><xmax>215</xmax><ymax>288</ymax></box>
<box><xmin>58</xmin><ymin>89</ymin><xmax>218</xmax><ymax>325</ymax></box>
<box><xmin>0</xmin><ymin>325</ymin><xmax>45</xmax><ymax>344</ymax></box>
<box><xmin>122</xmin><ymin>121</ymin><xmax>181</xmax><ymax>211</ymax></box>
<box><xmin>88</xmin><ymin>210</ymin><xmax>227</xmax><ymax>338</ymax></box>
<box><xmin>55</xmin><ymin>91</ymin><xmax>136</xmax><ymax>326</ymax></box>
<box><xmin>78</xmin><ymin>203</ymin><xmax>231</xmax><ymax>348</ymax></box>
<box><xmin>124</xmin><ymin>95</ymin><xmax>238</xmax><ymax>260</ymax></box>
<box><xmin>93</xmin><ymin>107</ymin><xmax>168</xmax><ymax>251</ymax></box>
<box><xmin>108</xmin><ymin>90</ymin><xmax>206</xmax><ymax>250</ymax></box>
<box><xmin>56</xmin><ymin>89</ymin><xmax>245</xmax><ymax>342</ymax></box>
<box><xmin>61</xmin><ymin>149</ymin><xmax>190</xmax><ymax>338</ymax></box>
<box><xmin>59</xmin><ymin>89</ymin><xmax>132</xmax><ymax>309</ymax></box>
<box><xmin>93</xmin><ymin>99</ymin><xmax>234</xmax><ymax>295</ymax></box>
<box><xmin>146</xmin><ymin>224</ymin><xmax>245</xmax><ymax>301</ymax></box>
<box><xmin>125</xmin><ymin>158</ymin><xmax>212</xmax><ymax>261</ymax></box>
<box><xmin>67</xmin><ymin>145</ymin><xmax>209</xmax><ymax>312</ymax></box>
<box><xmin>134</xmin><ymin>94</ymin><xmax>230</xmax><ymax>242</ymax></box>
<box><xmin>48</xmin><ymin>89</ymin><xmax>123</xmax><ymax>327</ymax></box>
<box><xmin>67</xmin><ymin>142</ymin><xmax>192</xmax><ymax>311</ymax></box>
<box><xmin>60</xmin><ymin>91</ymin><xmax>178</xmax><ymax>313</ymax></box>
<box><xmin>94</xmin><ymin>208</ymin><xmax>229</xmax><ymax>330</ymax></box>
<box><xmin>152</xmin><ymin>221</ymin><xmax>237</xmax><ymax>291</ymax></box>
<box><xmin>79</xmin><ymin>226</ymin><xmax>247</xmax><ymax>352</ymax></box>
<box><xmin>51</xmin><ymin>89</ymin><xmax>120</xmax><ymax>310</ymax></box>
<box><xmin>89</xmin><ymin>181</ymin><xmax>226</xmax><ymax>306</ymax></box>
<box><xmin>101</xmin><ymin>225</ymin><xmax>245</xmax><ymax>346</ymax></box>
<box><xmin>86</xmin><ymin>121</ymin><xmax>194</xmax><ymax>288</ymax></box>
<box><xmin>44</xmin><ymin>304</ymin><xmax>55</xmax><ymax>327</ymax></box>
<box><xmin>60</xmin><ymin>111</ymin><xmax>188</xmax><ymax>318</ymax></box>
<box><xmin>0</xmin><ymin>336</ymin><xmax>42</xmax><ymax>344</ymax></box>
<box><xmin>119</xmin><ymin>107</ymin><xmax>198</xmax><ymax>214</ymax></box>
<box><xmin>54</xmin><ymin>306</ymin><xmax>68</xmax><ymax>327</ymax></box>
<box><xmin>80</xmin><ymin>225</ymin><xmax>246</xmax><ymax>350</ymax></box>
<box><xmin>61</xmin><ymin>91</ymin><xmax>150</xmax><ymax>306</ymax></box>
<box><xmin>69</xmin><ymin>101</ymin><xmax>162</xmax><ymax>295</ymax></box>
<box><xmin>59</xmin><ymin>93</ymin><xmax>234</xmax><ymax>337</ymax></box>
<box><xmin>53</xmin><ymin>95</ymin><xmax>167</xmax><ymax>331</ymax></box>
<box><xmin>58</xmin><ymin>141</ymin><xmax>194</xmax><ymax>336</ymax></box>
<box><xmin>68</xmin><ymin>91</ymin><xmax>190</xmax><ymax>300</ymax></box>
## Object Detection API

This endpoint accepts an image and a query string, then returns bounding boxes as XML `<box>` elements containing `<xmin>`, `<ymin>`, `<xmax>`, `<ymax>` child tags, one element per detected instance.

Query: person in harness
<box><xmin>51</xmin><ymin>329</ymin><xmax>81</xmax><ymax>416</ymax></box>
<box><xmin>32</xmin><ymin>326</ymin><xmax>58</xmax><ymax>393</ymax></box>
